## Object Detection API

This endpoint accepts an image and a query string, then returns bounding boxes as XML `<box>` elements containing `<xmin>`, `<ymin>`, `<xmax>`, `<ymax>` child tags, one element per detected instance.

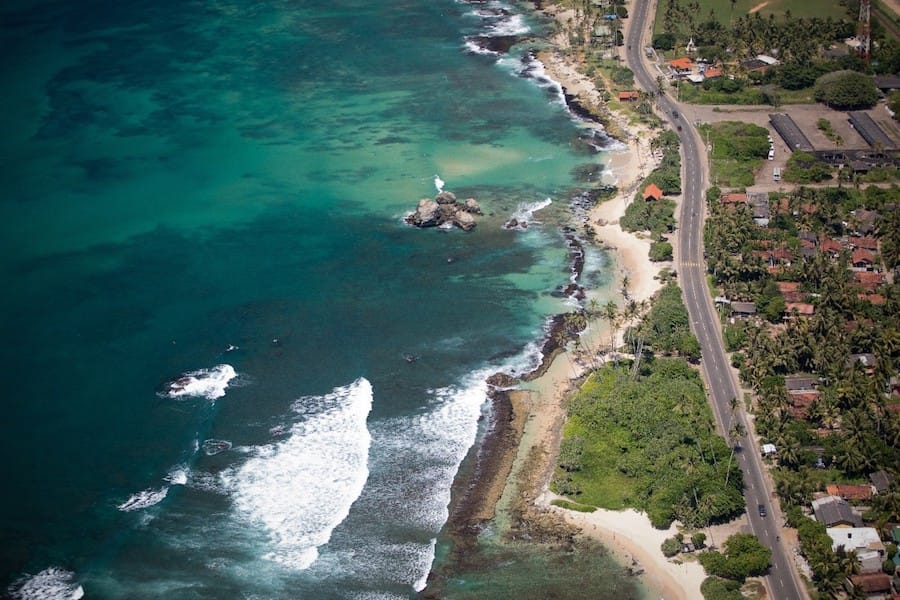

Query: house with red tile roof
<box><xmin>854</xmin><ymin>271</ymin><xmax>885</xmax><ymax>292</ymax></box>
<box><xmin>721</xmin><ymin>192</ymin><xmax>747</xmax><ymax>204</ymax></box>
<box><xmin>826</xmin><ymin>484</ymin><xmax>874</xmax><ymax>501</ymax></box>
<box><xmin>820</xmin><ymin>238</ymin><xmax>843</xmax><ymax>256</ymax></box>
<box><xmin>667</xmin><ymin>57</ymin><xmax>694</xmax><ymax>77</ymax></box>
<box><xmin>788</xmin><ymin>390</ymin><xmax>819</xmax><ymax>419</ymax></box>
<box><xmin>858</xmin><ymin>293</ymin><xmax>885</xmax><ymax>305</ymax></box>
<box><xmin>849</xmin><ymin>236</ymin><xmax>878</xmax><ymax>251</ymax></box>
<box><xmin>785</xmin><ymin>303</ymin><xmax>815</xmax><ymax>317</ymax></box>
<box><xmin>643</xmin><ymin>183</ymin><xmax>663</xmax><ymax>201</ymax></box>
<box><xmin>851</xmin><ymin>248</ymin><xmax>875</xmax><ymax>270</ymax></box>
<box><xmin>618</xmin><ymin>91</ymin><xmax>640</xmax><ymax>102</ymax></box>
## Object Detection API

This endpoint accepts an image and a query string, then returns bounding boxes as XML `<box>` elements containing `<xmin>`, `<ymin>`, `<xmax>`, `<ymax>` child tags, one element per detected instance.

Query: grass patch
<box><xmin>654</xmin><ymin>0</ymin><xmax>847</xmax><ymax>34</ymax></box>
<box><xmin>699</xmin><ymin>122</ymin><xmax>769</xmax><ymax>188</ymax></box>
<box><xmin>550</xmin><ymin>499</ymin><xmax>597</xmax><ymax>513</ymax></box>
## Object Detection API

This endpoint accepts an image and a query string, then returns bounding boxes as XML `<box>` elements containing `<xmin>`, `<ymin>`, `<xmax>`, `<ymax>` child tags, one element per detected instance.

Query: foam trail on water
<box><xmin>224</xmin><ymin>377</ymin><xmax>373</xmax><ymax>570</ymax></box>
<box><xmin>433</xmin><ymin>174</ymin><xmax>445</xmax><ymax>193</ymax></box>
<box><xmin>117</xmin><ymin>487</ymin><xmax>169</xmax><ymax>512</ymax></box>
<box><xmin>9</xmin><ymin>567</ymin><xmax>84</xmax><ymax>600</ymax></box>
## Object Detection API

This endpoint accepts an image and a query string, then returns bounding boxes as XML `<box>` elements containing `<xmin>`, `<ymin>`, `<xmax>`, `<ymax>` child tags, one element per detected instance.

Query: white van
<box><xmin>773</xmin><ymin>167</ymin><xmax>781</xmax><ymax>181</ymax></box>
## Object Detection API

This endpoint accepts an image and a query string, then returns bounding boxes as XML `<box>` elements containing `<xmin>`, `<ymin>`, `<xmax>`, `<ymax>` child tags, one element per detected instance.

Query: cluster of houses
<box><xmin>716</xmin><ymin>194</ymin><xmax>889</xmax><ymax>322</ymax></box>
<box><xmin>806</xmin><ymin>470</ymin><xmax>900</xmax><ymax>597</ymax></box>
<box><xmin>661</xmin><ymin>48</ymin><xmax>778</xmax><ymax>85</ymax></box>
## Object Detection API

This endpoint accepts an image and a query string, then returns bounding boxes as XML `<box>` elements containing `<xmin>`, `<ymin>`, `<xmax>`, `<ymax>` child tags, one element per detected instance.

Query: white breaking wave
<box><xmin>162</xmin><ymin>364</ymin><xmax>237</xmax><ymax>401</ymax></box>
<box><xmin>505</xmin><ymin>197</ymin><xmax>552</xmax><ymax>229</ymax></box>
<box><xmin>223</xmin><ymin>377</ymin><xmax>373</xmax><ymax>570</ymax></box>
<box><xmin>433</xmin><ymin>174</ymin><xmax>445</xmax><ymax>193</ymax></box>
<box><xmin>164</xmin><ymin>465</ymin><xmax>189</xmax><ymax>486</ymax></box>
<box><xmin>117</xmin><ymin>486</ymin><xmax>169</xmax><ymax>512</ymax></box>
<box><xmin>485</xmin><ymin>13</ymin><xmax>530</xmax><ymax>36</ymax></box>
<box><xmin>9</xmin><ymin>567</ymin><xmax>83</xmax><ymax>600</ymax></box>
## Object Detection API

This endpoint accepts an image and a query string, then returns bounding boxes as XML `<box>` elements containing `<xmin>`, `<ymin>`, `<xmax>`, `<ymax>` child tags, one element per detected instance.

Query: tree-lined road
<box><xmin>624</xmin><ymin>2</ymin><xmax>807</xmax><ymax>598</ymax></box>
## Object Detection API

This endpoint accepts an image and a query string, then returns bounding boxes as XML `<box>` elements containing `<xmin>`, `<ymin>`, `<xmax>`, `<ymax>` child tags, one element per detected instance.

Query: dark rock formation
<box><xmin>406</xmin><ymin>191</ymin><xmax>481</xmax><ymax>231</ymax></box>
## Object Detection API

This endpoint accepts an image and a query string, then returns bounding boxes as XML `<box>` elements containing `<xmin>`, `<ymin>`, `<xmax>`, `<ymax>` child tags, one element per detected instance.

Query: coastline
<box><xmin>423</xmin><ymin>1</ymin><xmax>708</xmax><ymax>598</ymax></box>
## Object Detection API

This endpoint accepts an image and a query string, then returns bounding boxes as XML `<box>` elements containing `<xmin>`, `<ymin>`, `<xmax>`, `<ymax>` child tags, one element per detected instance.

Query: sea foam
<box><xmin>161</xmin><ymin>364</ymin><xmax>237</xmax><ymax>401</ymax></box>
<box><xmin>224</xmin><ymin>377</ymin><xmax>373</xmax><ymax>570</ymax></box>
<box><xmin>117</xmin><ymin>486</ymin><xmax>169</xmax><ymax>512</ymax></box>
<box><xmin>9</xmin><ymin>567</ymin><xmax>84</xmax><ymax>600</ymax></box>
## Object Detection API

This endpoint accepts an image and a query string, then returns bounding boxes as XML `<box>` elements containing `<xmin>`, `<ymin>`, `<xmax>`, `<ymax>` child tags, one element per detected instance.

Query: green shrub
<box><xmin>661</xmin><ymin>536</ymin><xmax>682</xmax><ymax>557</ymax></box>
<box><xmin>649</xmin><ymin>241</ymin><xmax>673</xmax><ymax>261</ymax></box>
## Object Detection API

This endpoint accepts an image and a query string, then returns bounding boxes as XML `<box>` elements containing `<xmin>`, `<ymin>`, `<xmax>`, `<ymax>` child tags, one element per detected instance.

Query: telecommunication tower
<box><xmin>858</xmin><ymin>0</ymin><xmax>871</xmax><ymax>61</ymax></box>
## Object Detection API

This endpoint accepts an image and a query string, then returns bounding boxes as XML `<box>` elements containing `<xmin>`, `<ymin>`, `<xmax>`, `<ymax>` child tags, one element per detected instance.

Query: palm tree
<box><xmin>724</xmin><ymin>420</ymin><xmax>746</xmax><ymax>487</ymax></box>
<box><xmin>603</xmin><ymin>300</ymin><xmax>620</xmax><ymax>364</ymax></box>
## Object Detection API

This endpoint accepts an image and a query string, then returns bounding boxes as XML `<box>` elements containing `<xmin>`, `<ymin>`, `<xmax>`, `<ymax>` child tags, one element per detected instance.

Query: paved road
<box><xmin>624</xmin><ymin>3</ymin><xmax>807</xmax><ymax>599</ymax></box>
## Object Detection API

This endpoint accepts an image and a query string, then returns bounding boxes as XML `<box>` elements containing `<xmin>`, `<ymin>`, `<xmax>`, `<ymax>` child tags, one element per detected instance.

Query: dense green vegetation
<box><xmin>554</xmin><ymin>358</ymin><xmax>744</xmax><ymax>528</ymax></box>
<box><xmin>700</xmin><ymin>576</ymin><xmax>744</xmax><ymax>600</ymax></box>
<box><xmin>698</xmin><ymin>122</ymin><xmax>769</xmax><ymax>188</ymax></box>
<box><xmin>698</xmin><ymin>533</ymin><xmax>772</xmax><ymax>581</ymax></box>
<box><xmin>629</xmin><ymin>283</ymin><xmax>701</xmax><ymax>361</ymax></box>
<box><xmin>782</xmin><ymin>151</ymin><xmax>832</xmax><ymax>184</ymax></box>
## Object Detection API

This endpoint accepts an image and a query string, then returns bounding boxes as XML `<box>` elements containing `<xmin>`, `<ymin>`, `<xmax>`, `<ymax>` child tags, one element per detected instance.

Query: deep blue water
<box><xmin>0</xmin><ymin>0</ymin><xmax>626</xmax><ymax>597</ymax></box>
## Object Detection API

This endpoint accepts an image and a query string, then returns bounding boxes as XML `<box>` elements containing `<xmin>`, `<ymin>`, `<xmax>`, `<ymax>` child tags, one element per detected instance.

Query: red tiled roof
<box><xmin>643</xmin><ymin>183</ymin><xmax>663</xmax><ymax>201</ymax></box>
<box><xmin>668</xmin><ymin>57</ymin><xmax>694</xmax><ymax>70</ymax></box>
<box><xmin>858</xmin><ymin>293</ymin><xmax>885</xmax><ymax>305</ymax></box>
<box><xmin>820</xmin><ymin>238</ymin><xmax>843</xmax><ymax>254</ymax></box>
<box><xmin>783</xmin><ymin>292</ymin><xmax>806</xmax><ymax>303</ymax></box>
<box><xmin>777</xmin><ymin>282</ymin><xmax>801</xmax><ymax>293</ymax></box>
<box><xmin>703</xmin><ymin>66</ymin><xmax>723</xmax><ymax>79</ymax></box>
<box><xmin>849</xmin><ymin>573</ymin><xmax>891</xmax><ymax>593</ymax></box>
<box><xmin>785</xmin><ymin>303</ymin><xmax>815</xmax><ymax>315</ymax></box>
<box><xmin>618</xmin><ymin>91</ymin><xmax>640</xmax><ymax>101</ymax></box>
<box><xmin>825</xmin><ymin>484</ymin><xmax>873</xmax><ymax>501</ymax></box>
<box><xmin>849</xmin><ymin>236</ymin><xmax>878</xmax><ymax>250</ymax></box>
<box><xmin>721</xmin><ymin>192</ymin><xmax>747</xmax><ymax>204</ymax></box>
<box><xmin>854</xmin><ymin>271</ymin><xmax>885</xmax><ymax>291</ymax></box>
<box><xmin>852</xmin><ymin>248</ymin><xmax>875</xmax><ymax>264</ymax></box>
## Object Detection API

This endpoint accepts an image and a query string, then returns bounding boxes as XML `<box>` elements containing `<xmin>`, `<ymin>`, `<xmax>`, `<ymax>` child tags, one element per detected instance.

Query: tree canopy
<box><xmin>813</xmin><ymin>70</ymin><xmax>879</xmax><ymax>110</ymax></box>
<box><xmin>698</xmin><ymin>533</ymin><xmax>772</xmax><ymax>581</ymax></box>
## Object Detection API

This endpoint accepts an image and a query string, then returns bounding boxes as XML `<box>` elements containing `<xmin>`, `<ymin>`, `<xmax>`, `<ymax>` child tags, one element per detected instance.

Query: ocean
<box><xmin>0</xmin><ymin>0</ymin><xmax>643</xmax><ymax>597</ymax></box>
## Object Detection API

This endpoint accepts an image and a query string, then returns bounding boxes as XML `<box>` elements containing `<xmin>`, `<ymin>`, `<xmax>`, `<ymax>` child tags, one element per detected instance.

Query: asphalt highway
<box><xmin>623</xmin><ymin>2</ymin><xmax>807</xmax><ymax>598</ymax></box>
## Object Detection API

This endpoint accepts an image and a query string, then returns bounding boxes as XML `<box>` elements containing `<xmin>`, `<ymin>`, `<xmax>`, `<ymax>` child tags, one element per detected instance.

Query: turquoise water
<box><xmin>1</xmin><ymin>0</ymin><xmax>623</xmax><ymax>597</ymax></box>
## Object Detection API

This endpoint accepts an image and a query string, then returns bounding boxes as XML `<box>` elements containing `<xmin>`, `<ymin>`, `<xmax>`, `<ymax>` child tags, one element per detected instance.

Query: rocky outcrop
<box><xmin>406</xmin><ymin>191</ymin><xmax>481</xmax><ymax>231</ymax></box>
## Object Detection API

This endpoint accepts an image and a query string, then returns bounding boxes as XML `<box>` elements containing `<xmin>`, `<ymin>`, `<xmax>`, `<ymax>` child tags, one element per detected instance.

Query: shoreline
<box><xmin>423</xmin><ymin>1</ymin><xmax>707</xmax><ymax>598</ymax></box>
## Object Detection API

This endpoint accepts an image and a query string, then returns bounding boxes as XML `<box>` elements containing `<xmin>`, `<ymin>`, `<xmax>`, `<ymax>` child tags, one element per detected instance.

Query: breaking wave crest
<box><xmin>9</xmin><ymin>567</ymin><xmax>84</xmax><ymax>600</ymax></box>
<box><xmin>223</xmin><ymin>377</ymin><xmax>373</xmax><ymax>570</ymax></box>
<box><xmin>161</xmin><ymin>364</ymin><xmax>237</xmax><ymax>400</ymax></box>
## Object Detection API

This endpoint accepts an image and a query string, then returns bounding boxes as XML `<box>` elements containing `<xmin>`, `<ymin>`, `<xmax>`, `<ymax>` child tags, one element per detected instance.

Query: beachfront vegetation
<box><xmin>621</xmin><ymin>131</ymin><xmax>681</xmax><ymax>236</ymax></box>
<box><xmin>698</xmin><ymin>533</ymin><xmax>771</xmax><ymax>581</ymax></box>
<box><xmin>554</xmin><ymin>340</ymin><xmax>744</xmax><ymax>528</ymax></box>
<box><xmin>700</xmin><ymin>576</ymin><xmax>744</xmax><ymax>600</ymax></box>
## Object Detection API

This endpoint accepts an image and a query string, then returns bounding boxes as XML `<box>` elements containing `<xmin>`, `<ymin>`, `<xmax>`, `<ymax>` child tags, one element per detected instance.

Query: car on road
<box><xmin>672</xmin><ymin>110</ymin><xmax>679</xmax><ymax>118</ymax></box>
<box><xmin>758</xmin><ymin>504</ymin><xmax>766</xmax><ymax>517</ymax></box>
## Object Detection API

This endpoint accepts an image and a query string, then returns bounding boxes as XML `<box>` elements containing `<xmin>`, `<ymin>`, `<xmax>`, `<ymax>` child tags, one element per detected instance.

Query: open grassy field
<box><xmin>653</xmin><ymin>0</ymin><xmax>850</xmax><ymax>34</ymax></box>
